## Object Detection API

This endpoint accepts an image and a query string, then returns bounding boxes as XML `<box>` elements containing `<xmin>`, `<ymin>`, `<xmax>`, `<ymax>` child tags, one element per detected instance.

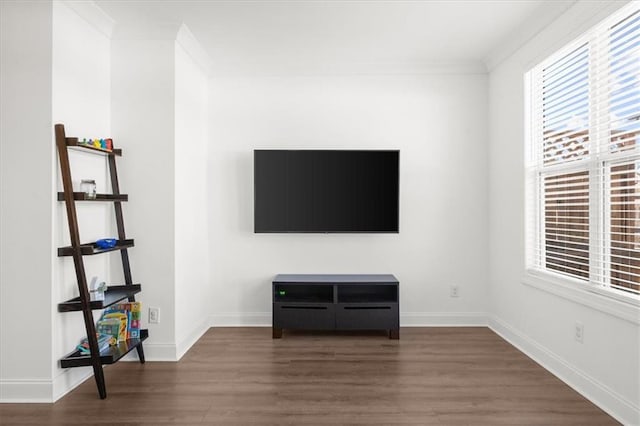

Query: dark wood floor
<box><xmin>0</xmin><ymin>327</ymin><xmax>617</xmax><ymax>425</ymax></box>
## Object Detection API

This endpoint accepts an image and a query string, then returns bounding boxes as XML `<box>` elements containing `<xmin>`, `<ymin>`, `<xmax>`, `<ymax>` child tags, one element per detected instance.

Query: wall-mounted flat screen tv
<box><xmin>254</xmin><ymin>150</ymin><xmax>399</xmax><ymax>233</ymax></box>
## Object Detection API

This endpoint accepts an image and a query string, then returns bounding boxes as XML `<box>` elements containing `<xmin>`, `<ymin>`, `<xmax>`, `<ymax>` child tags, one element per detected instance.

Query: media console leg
<box><xmin>273</xmin><ymin>327</ymin><xmax>283</xmax><ymax>339</ymax></box>
<box><xmin>389</xmin><ymin>328</ymin><xmax>399</xmax><ymax>340</ymax></box>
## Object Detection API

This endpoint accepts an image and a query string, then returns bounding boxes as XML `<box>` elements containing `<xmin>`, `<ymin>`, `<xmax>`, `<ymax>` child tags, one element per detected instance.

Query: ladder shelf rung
<box><xmin>57</xmin><ymin>239</ymin><xmax>134</xmax><ymax>257</ymax></box>
<box><xmin>60</xmin><ymin>330</ymin><xmax>148</xmax><ymax>368</ymax></box>
<box><xmin>57</xmin><ymin>192</ymin><xmax>128</xmax><ymax>202</ymax></box>
<box><xmin>66</xmin><ymin>137</ymin><xmax>122</xmax><ymax>156</ymax></box>
<box><xmin>57</xmin><ymin>284</ymin><xmax>142</xmax><ymax>312</ymax></box>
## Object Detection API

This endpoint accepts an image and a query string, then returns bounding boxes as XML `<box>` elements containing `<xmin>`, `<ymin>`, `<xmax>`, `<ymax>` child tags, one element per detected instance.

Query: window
<box><xmin>526</xmin><ymin>3</ymin><xmax>640</xmax><ymax>301</ymax></box>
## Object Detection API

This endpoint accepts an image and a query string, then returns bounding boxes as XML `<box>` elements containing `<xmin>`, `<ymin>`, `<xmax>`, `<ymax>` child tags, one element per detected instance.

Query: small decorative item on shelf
<box><xmin>89</xmin><ymin>276</ymin><xmax>107</xmax><ymax>301</ymax></box>
<box><xmin>80</xmin><ymin>179</ymin><xmax>97</xmax><ymax>199</ymax></box>
<box><xmin>95</xmin><ymin>238</ymin><xmax>117</xmax><ymax>249</ymax></box>
<box><xmin>78</xmin><ymin>137</ymin><xmax>113</xmax><ymax>152</ymax></box>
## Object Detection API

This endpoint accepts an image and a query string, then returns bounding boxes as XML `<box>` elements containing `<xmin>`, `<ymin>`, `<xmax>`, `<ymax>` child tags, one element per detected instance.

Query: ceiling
<box><xmin>96</xmin><ymin>0</ymin><xmax>576</xmax><ymax>74</ymax></box>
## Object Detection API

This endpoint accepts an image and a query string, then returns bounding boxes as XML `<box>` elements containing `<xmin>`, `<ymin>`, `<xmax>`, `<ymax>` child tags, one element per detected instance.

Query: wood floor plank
<box><xmin>0</xmin><ymin>327</ymin><xmax>618</xmax><ymax>425</ymax></box>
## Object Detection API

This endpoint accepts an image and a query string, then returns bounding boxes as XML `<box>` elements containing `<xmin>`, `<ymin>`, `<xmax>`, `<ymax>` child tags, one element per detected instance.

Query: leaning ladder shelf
<box><xmin>55</xmin><ymin>124</ymin><xmax>147</xmax><ymax>399</ymax></box>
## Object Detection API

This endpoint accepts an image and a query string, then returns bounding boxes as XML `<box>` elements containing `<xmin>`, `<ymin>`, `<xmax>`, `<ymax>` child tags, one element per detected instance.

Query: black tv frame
<box><xmin>253</xmin><ymin>149</ymin><xmax>400</xmax><ymax>234</ymax></box>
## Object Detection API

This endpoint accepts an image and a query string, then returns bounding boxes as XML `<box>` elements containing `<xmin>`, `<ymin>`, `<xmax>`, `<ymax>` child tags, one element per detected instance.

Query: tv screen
<box><xmin>254</xmin><ymin>150</ymin><xmax>399</xmax><ymax>233</ymax></box>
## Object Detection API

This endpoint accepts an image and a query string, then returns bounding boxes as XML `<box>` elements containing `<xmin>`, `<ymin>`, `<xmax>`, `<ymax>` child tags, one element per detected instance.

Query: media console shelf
<box><xmin>272</xmin><ymin>274</ymin><xmax>399</xmax><ymax>339</ymax></box>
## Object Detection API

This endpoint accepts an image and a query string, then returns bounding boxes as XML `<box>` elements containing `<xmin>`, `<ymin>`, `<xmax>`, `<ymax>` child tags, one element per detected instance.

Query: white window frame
<box><xmin>524</xmin><ymin>2</ymin><xmax>640</xmax><ymax>317</ymax></box>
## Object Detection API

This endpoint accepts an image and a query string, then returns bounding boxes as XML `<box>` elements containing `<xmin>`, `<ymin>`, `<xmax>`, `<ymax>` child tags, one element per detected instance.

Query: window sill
<box><xmin>522</xmin><ymin>270</ymin><xmax>640</xmax><ymax>325</ymax></box>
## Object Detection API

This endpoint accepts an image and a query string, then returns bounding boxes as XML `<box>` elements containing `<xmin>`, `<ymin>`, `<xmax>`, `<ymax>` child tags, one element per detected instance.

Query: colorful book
<box><xmin>102</xmin><ymin>312</ymin><xmax>128</xmax><ymax>342</ymax></box>
<box><xmin>96</xmin><ymin>318</ymin><xmax>121</xmax><ymax>343</ymax></box>
<box><xmin>77</xmin><ymin>333</ymin><xmax>115</xmax><ymax>354</ymax></box>
<box><xmin>104</xmin><ymin>302</ymin><xmax>141</xmax><ymax>339</ymax></box>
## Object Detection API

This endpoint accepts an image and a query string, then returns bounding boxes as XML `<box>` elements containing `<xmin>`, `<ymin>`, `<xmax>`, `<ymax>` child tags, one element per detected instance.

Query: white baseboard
<box><xmin>119</xmin><ymin>342</ymin><xmax>177</xmax><ymax>362</ymax></box>
<box><xmin>210</xmin><ymin>312</ymin><xmax>271</xmax><ymax>326</ymax></box>
<box><xmin>176</xmin><ymin>317</ymin><xmax>211</xmax><ymax>360</ymax></box>
<box><xmin>401</xmin><ymin>312</ymin><xmax>488</xmax><ymax>326</ymax></box>
<box><xmin>0</xmin><ymin>379</ymin><xmax>53</xmax><ymax>403</ymax></box>
<box><xmin>122</xmin><ymin>316</ymin><xmax>212</xmax><ymax>362</ymax></box>
<box><xmin>489</xmin><ymin>315</ymin><xmax>640</xmax><ymax>426</ymax></box>
<box><xmin>1</xmin><ymin>371</ymin><xmax>92</xmax><ymax>403</ymax></box>
<box><xmin>52</xmin><ymin>368</ymin><xmax>93</xmax><ymax>402</ymax></box>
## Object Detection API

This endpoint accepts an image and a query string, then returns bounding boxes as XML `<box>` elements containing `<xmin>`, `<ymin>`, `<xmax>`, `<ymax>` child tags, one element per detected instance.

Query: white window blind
<box><xmin>527</xmin><ymin>3</ymin><xmax>640</xmax><ymax>299</ymax></box>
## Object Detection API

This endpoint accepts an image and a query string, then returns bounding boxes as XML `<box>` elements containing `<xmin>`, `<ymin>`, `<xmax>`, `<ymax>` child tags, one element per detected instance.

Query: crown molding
<box><xmin>176</xmin><ymin>24</ymin><xmax>213</xmax><ymax>77</ymax></box>
<box><xmin>483</xmin><ymin>0</ymin><xmax>576</xmax><ymax>72</ymax></box>
<box><xmin>111</xmin><ymin>21</ymin><xmax>213</xmax><ymax>76</ymax></box>
<box><xmin>111</xmin><ymin>21</ymin><xmax>182</xmax><ymax>41</ymax></box>
<box><xmin>208</xmin><ymin>60</ymin><xmax>487</xmax><ymax>77</ymax></box>
<box><xmin>61</xmin><ymin>0</ymin><xmax>115</xmax><ymax>38</ymax></box>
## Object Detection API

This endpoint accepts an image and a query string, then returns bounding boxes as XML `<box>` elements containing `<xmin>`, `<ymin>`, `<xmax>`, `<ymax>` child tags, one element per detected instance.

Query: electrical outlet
<box><xmin>149</xmin><ymin>307</ymin><xmax>160</xmax><ymax>324</ymax></box>
<box><xmin>574</xmin><ymin>322</ymin><xmax>584</xmax><ymax>343</ymax></box>
<box><xmin>450</xmin><ymin>285</ymin><xmax>459</xmax><ymax>298</ymax></box>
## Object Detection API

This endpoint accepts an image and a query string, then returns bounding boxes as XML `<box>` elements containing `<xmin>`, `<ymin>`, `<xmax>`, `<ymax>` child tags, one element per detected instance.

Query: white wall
<box><xmin>111</xmin><ymin>37</ymin><xmax>177</xmax><ymax>359</ymax></box>
<box><xmin>3</xmin><ymin>2</ymin><xmax>636</xmax><ymax>419</ymax></box>
<box><xmin>0</xmin><ymin>0</ymin><xmax>116</xmax><ymax>402</ymax></box>
<box><xmin>208</xmin><ymin>72</ymin><xmax>489</xmax><ymax>325</ymax></box>
<box><xmin>110</xmin><ymin>23</ymin><xmax>212</xmax><ymax>362</ymax></box>
<box><xmin>0</xmin><ymin>0</ymin><xmax>54</xmax><ymax>402</ymax></box>
<box><xmin>487</xmin><ymin>1</ymin><xmax>640</xmax><ymax>424</ymax></box>
<box><xmin>51</xmin><ymin>0</ymin><xmax>113</xmax><ymax>399</ymax></box>
<box><xmin>2</xmin><ymin>10</ymin><xmax>213</xmax><ymax>401</ymax></box>
<box><xmin>174</xmin><ymin>38</ymin><xmax>211</xmax><ymax>357</ymax></box>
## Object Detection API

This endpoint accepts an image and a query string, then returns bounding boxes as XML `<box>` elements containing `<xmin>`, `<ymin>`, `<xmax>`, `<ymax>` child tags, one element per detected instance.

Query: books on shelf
<box><xmin>101</xmin><ymin>302</ymin><xmax>142</xmax><ymax>340</ymax></box>
<box><xmin>102</xmin><ymin>312</ymin><xmax>128</xmax><ymax>342</ymax></box>
<box><xmin>77</xmin><ymin>333</ymin><xmax>115</xmax><ymax>355</ymax></box>
<box><xmin>80</xmin><ymin>302</ymin><xmax>142</xmax><ymax>355</ymax></box>
<box><xmin>116</xmin><ymin>302</ymin><xmax>141</xmax><ymax>339</ymax></box>
<box><xmin>96</xmin><ymin>318</ymin><xmax>121</xmax><ymax>344</ymax></box>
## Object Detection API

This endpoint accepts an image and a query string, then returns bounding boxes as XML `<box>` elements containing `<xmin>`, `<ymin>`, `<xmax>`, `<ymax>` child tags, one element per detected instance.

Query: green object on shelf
<box><xmin>279</xmin><ymin>290</ymin><xmax>286</xmax><ymax>296</ymax></box>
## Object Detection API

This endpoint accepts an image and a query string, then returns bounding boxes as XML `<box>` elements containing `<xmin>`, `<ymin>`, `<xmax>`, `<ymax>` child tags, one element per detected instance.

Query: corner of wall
<box><xmin>483</xmin><ymin>0</ymin><xmax>577</xmax><ymax>72</ymax></box>
<box><xmin>176</xmin><ymin>316</ymin><xmax>211</xmax><ymax>360</ymax></box>
<box><xmin>60</xmin><ymin>0</ymin><xmax>114</xmax><ymax>39</ymax></box>
<box><xmin>176</xmin><ymin>24</ymin><xmax>212</xmax><ymax>77</ymax></box>
<box><xmin>52</xmin><ymin>369</ymin><xmax>93</xmax><ymax>402</ymax></box>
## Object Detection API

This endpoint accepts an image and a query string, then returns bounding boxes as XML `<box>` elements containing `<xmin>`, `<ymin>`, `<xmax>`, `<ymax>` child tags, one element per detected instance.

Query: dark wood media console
<box><xmin>272</xmin><ymin>274</ymin><xmax>399</xmax><ymax>339</ymax></box>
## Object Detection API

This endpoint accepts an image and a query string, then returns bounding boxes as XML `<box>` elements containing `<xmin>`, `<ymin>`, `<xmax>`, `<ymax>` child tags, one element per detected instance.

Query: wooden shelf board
<box><xmin>66</xmin><ymin>137</ymin><xmax>122</xmax><ymax>156</ymax></box>
<box><xmin>58</xmin><ymin>239</ymin><xmax>134</xmax><ymax>257</ymax></box>
<box><xmin>60</xmin><ymin>330</ymin><xmax>148</xmax><ymax>368</ymax></box>
<box><xmin>57</xmin><ymin>192</ymin><xmax>128</xmax><ymax>202</ymax></box>
<box><xmin>58</xmin><ymin>284</ymin><xmax>142</xmax><ymax>312</ymax></box>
